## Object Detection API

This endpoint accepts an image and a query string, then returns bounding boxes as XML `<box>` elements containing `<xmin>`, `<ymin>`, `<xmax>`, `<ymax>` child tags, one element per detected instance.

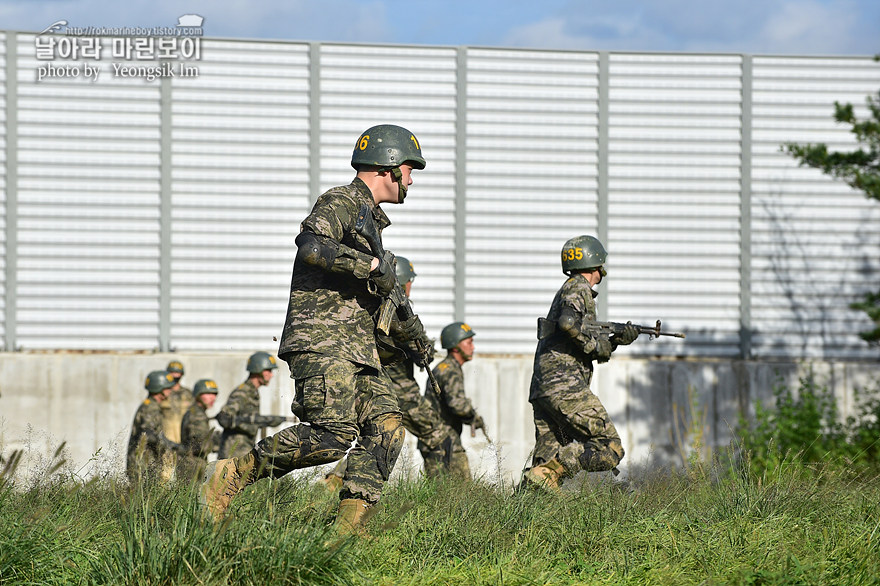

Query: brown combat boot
<box><xmin>333</xmin><ymin>498</ymin><xmax>371</xmax><ymax>535</ymax></box>
<box><xmin>521</xmin><ymin>458</ymin><xmax>565</xmax><ymax>491</ymax></box>
<box><xmin>320</xmin><ymin>473</ymin><xmax>344</xmax><ymax>493</ymax></box>
<box><xmin>198</xmin><ymin>452</ymin><xmax>256</xmax><ymax>522</ymax></box>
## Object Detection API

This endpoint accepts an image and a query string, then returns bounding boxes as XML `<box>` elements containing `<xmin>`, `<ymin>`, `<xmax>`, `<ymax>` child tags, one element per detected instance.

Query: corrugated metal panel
<box><xmin>607</xmin><ymin>53</ymin><xmax>744</xmax><ymax>357</ymax></box>
<box><xmin>466</xmin><ymin>48</ymin><xmax>601</xmax><ymax>354</ymax></box>
<box><xmin>2</xmin><ymin>32</ymin><xmax>879</xmax><ymax>361</ymax></box>
<box><xmin>170</xmin><ymin>39</ymin><xmax>311</xmax><ymax>351</ymax></box>
<box><xmin>751</xmin><ymin>56</ymin><xmax>880</xmax><ymax>360</ymax></box>
<box><xmin>14</xmin><ymin>33</ymin><xmax>162</xmax><ymax>350</ymax></box>
<box><xmin>317</xmin><ymin>43</ymin><xmax>458</xmax><ymax>341</ymax></box>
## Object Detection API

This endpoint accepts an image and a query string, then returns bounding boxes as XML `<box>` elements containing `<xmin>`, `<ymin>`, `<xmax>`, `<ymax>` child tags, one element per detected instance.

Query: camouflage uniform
<box><xmin>216</xmin><ymin>381</ymin><xmax>262</xmax><ymax>459</ymax></box>
<box><xmin>418</xmin><ymin>353</ymin><xmax>477</xmax><ymax>479</ymax></box>
<box><xmin>246</xmin><ymin>178</ymin><xmax>405</xmax><ymax>505</ymax></box>
<box><xmin>327</xmin><ymin>331</ymin><xmax>449</xmax><ymax>481</ymax></box>
<box><xmin>180</xmin><ymin>402</ymin><xmax>218</xmax><ymax>482</ymax></box>
<box><xmin>527</xmin><ymin>273</ymin><xmax>624</xmax><ymax>478</ymax></box>
<box><xmin>126</xmin><ymin>397</ymin><xmax>177</xmax><ymax>483</ymax></box>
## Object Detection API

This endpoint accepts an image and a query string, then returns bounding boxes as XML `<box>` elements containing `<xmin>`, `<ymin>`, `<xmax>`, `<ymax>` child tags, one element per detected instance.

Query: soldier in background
<box><xmin>179</xmin><ymin>378</ymin><xmax>221</xmax><ymax>483</ymax></box>
<box><xmin>215</xmin><ymin>352</ymin><xmax>287</xmax><ymax>459</ymax></box>
<box><xmin>126</xmin><ymin>370</ymin><xmax>185</xmax><ymax>484</ymax></box>
<box><xmin>320</xmin><ymin>256</ymin><xmax>453</xmax><ymax>492</ymax></box>
<box><xmin>418</xmin><ymin>322</ymin><xmax>486</xmax><ymax>479</ymax></box>
<box><xmin>521</xmin><ymin>235</ymin><xmax>639</xmax><ymax>490</ymax></box>
<box><xmin>161</xmin><ymin>360</ymin><xmax>194</xmax><ymax>467</ymax></box>
<box><xmin>200</xmin><ymin>124</ymin><xmax>427</xmax><ymax>533</ymax></box>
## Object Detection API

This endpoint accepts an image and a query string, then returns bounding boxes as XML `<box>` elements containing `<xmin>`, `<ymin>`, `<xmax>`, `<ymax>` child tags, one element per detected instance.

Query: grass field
<box><xmin>2</xmin><ymin>447</ymin><xmax>879</xmax><ymax>586</ymax></box>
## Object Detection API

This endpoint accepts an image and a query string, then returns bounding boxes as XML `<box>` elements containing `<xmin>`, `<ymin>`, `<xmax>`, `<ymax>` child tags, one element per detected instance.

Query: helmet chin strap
<box><xmin>390</xmin><ymin>166</ymin><xmax>407</xmax><ymax>203</ymax></box>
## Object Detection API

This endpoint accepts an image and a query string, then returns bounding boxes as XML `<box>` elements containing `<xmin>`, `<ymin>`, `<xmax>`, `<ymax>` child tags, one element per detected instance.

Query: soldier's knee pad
<box><xmin>306</xmin><ymin>426</ymin><xmax>354</xmax><ymax>467</ymax></box>
<box><xmin>577</xmin><ymin>439</ymin><xmax>624</xmax><ymax>472</ymax></box>
<box><xmin>361</xmin><ymin>412</ymin><xmax>405</xmax><ymax>480</ymax></box>
<box><xmin>557</xmin><ymin>442</ymin><xmax>584</xmax><ymax>476</ymax></box>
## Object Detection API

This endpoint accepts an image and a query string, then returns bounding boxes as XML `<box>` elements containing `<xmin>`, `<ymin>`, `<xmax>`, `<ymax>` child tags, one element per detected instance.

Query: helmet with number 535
<box><xmin>561</xmin><ymin>235</ymin><xmax>607</xmax><ymax>275</ymax></box>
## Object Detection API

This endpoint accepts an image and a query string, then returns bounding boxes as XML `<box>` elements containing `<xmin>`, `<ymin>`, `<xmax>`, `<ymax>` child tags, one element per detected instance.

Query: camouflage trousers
<box><xmin>529</xmin><ymin>383</ymin><xmax>624</xmax><ymax>478</ymax></box>
<box><xmin>326</xmin><ymin>359</ymin><xmax>452</xmax><ymax>481</ymax></box>
<box><xmin>417</xmin><ymin>429</ymin><xmax>470</xmax><ymax>480</ymax></box>
<box><xmin>252</xmin><ymin>353</ymin><xmax>404</xmax><ymax>504</ymax></box>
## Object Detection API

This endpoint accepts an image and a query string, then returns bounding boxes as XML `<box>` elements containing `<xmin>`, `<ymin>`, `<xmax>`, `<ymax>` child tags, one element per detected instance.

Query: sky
<box><xmin>1</xmin><ymin>0</ymin><xmax>878</xmax><ymax>55</ymax></box>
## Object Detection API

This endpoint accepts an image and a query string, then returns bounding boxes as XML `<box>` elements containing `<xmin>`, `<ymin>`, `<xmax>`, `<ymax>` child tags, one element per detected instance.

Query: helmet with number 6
<box><xmin>350</xmin><ymin>124</ymin><xmax>426</xmax><ymax>171</ymax></box>
<box><xmin>561</xmin><ymin>235</ymin><xmax>607</xmax><ymax>275</ymax></box>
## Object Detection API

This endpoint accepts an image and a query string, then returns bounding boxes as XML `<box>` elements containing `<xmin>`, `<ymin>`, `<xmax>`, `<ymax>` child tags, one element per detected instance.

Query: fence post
<box><xmin>4</xmin><ymin>33</ymin><xmax>18</xmax><ymax>352</ymax></box>
<box><xmin>597</xmin><ymin>51</ymin><xmax>610</xmax><ymax>322</ymax></box>
<box><xmin>454</xmin><ymin>46</ymin><xmax>468</xmax><ymax>322</ymax></box>
<box><xmin>740</xmin><ymin>54</ymin><xmax>753</xmax><ymax>360</ymax></box>
<box><xmin>308</xmin><ymin>42</ymin><xmax>321</xmax><ymax>207</ymax></box>
<box><xmin>158</xmin><ymin>76</ymin><xmax>172</xmax><ymax>352</ymax></box>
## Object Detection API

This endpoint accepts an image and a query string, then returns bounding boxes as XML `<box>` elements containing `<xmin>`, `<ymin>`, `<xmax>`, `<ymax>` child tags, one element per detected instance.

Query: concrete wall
<box><xmin>1</xmin><ymin>351</ymin><xmax>878</xmax><ymax>485</ymax></box>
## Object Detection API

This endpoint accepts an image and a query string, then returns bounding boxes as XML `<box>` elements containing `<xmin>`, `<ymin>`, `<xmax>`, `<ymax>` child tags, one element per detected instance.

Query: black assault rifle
<box><xmin>354</xmin><ymin>204</ymin><xmax>442</xmax><ymax>396</ymax></box>
<box><xmin>539</xmin><ymin>317</ymin><xmax>686</xmax><ymax>340</ymax></box>
<box><xmin>583</xmin><ymin>320</ymin><xmax>686</xmax><ymax>340</ymax></box>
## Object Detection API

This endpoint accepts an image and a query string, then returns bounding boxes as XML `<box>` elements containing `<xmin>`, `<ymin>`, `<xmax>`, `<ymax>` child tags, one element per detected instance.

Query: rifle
<box><xmin>538</xmin><ymin>318</ymin><xmax>686</xmax><ymax>340</ymax></box>
<box><xmin>354</xmin><ymin>204</ymin><xmax>442</xmax><ymax>396</ymax></box>
<box><xmin>583</xmin><ymin>320</ymin><xmax>686</xmax><ymax>340</ymax></box>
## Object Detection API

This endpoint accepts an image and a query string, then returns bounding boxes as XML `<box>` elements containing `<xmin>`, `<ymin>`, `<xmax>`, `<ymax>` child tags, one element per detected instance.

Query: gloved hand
<box><xmin>471</xmin><ymin>414</ymin><xmax>485</xmax><ymax>431</ymax></box>
<box><xmin>419</xmin><ymin>339</ymin><xmax>436</xmax><ymax>365</ymax></box>
<box><xmin>612</xmin><ymin>322</ymin><xmax>640</xmax><ymax>346</ymax></box>
<box><xmin>595</xmin><ymin>335</ymin><xmax>613</xmax><ymax>362</ymax></box>
<box><xmin>390</xmin><ymin>313</ymin><xmax>426</xmax><ymax>344</ymax></box>
<box><xmin>369</xmin><ymin>251</ymin><xmax>397</xmax><ymax>297</ymax></box>
<box><xmin>253</xmin><ymin>414</ymin><xmax>287</xmax><ymax>427</ymax></box>
<box><xmin>405</xmin><ymin>339</ymin><xmax>435</xmax><ymax>369</ymax></box>
<box><xmin>265</xmin><ymin>415</ymin><xmax>288</xmax><ymax>427</ymax></box>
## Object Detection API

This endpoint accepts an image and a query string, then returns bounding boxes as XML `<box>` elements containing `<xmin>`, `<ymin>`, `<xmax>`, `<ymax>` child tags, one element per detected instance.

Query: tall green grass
<box><xmin>4</xmin><ymin>374</ymin><xmax>880</xmax><ymax>585</ymax></box>
<box><xmin>2</xmin><ymin>449</ymin><xmax>879</xmax><ymax>585</ymax></box>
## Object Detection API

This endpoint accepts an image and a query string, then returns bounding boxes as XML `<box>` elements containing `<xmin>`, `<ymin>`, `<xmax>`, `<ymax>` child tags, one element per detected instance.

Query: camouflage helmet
<box><xmin>246</xmin><ymin>351</ymin><xmax>278</xmax><ymax>374</ymax></box>
<box><xmin>561</xmin><ymin>235</ymin><xmax>607</xmax><ymax>275</ymax></box>
<box><xmin>351</xmin><ymin>124</ymin><xmax>426</xmax><ymax>171</ymax></box>
<box><xmin>144</xmin><ymin>370</ymin><xmax>177</xmax><ymax>395</ymax></box>
<box><xmin>192</xmin><ymin>378</ymin><xmax>219</xmax><ymax>397</ymax></box>
<box><xmin>440</xmin><ymin>322</ymin><xmax>475</xmax><ymax>350</ymax></box>
<box><xmin>166</xmin><ymin>360</ymin><xmax>185</xmax><ymax>376</ymax></box>
<box><xmin>395</xmin><ymin>255</ymin><xmax>417</xmax><ymax>286</ymax></box>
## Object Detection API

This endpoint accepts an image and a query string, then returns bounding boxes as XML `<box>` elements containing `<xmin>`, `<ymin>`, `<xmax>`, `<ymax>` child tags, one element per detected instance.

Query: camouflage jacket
<box><xmin>181</xmin><ymin>402</ymin><xmax>216</xmax><ymax>460</ymax></box>
<box><xmin>529</xmin><ymin>273</ymin><xmax>604</xmax><ymax>402</ymax></box>
<box><xmin>126</xmin><ymin>397</ymin><xmax>172</xmax><ymax>474</ymax></box>
<box><xmin>216</xmin><ymin>380</ymin><xmax>260</xmax><ymax>440</ymax></box>
<box><xmin>425</xmin><ymin>353</ymin><xmax>478</xmax><ymax>435</ymax></box>
<box><xmin>278</xmin><ymin>178</ymin><xmax>389</xmax><ymax>372</ymax></box>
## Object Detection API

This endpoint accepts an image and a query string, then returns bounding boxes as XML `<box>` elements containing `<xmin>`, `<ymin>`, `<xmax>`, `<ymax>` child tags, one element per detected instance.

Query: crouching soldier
<box><xmin>521</xmin><ymin>235</ymin><xmax>638</xmax><ymax>490</ymax></box>
<box><xmin>127</xmin><ymin>370</ymin><xmax>186</xmax><ymax>484</ymax></box>
<box><xmin>179</xmin><ymin>378</ymin><xmax>222</xmax><ymax>483</ymax></box>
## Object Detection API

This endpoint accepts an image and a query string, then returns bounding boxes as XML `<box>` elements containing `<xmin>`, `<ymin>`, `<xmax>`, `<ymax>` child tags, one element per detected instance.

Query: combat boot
<box><xmin>320</xmin><ymin>473</ymin><xmax>344</xmax><ymax>493</ymax></box>
<box><xmin>333</xmin><ymin>498</ymin><xmax>371</xmax><ymax>535</ymax></box>
<box><xmin>521</xmin><ymin>458</ymin><xmax>565</xmax><ymax>491</ymax></box>
<box><xmin>198</xmin><ymin>451</ymin><xmax>256</xmax><ymax>522</ymax></box>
